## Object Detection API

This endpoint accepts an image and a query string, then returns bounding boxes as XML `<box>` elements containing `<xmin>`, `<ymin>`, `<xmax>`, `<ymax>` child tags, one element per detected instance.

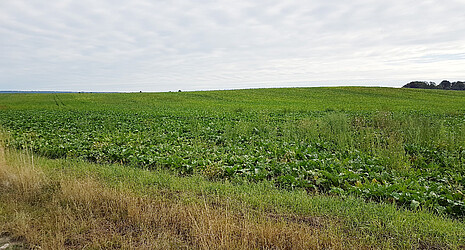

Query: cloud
<box><xmin>1</xmin><ymin>0</ymin><xmax>465</xmax><ymax>91</ymax></box>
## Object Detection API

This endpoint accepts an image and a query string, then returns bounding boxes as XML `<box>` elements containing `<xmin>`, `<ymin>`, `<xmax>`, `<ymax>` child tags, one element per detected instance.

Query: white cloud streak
<box><xmin>1</xmin><ymin>0</ymin><xmax>465</xmax><ymax>91</ymax></box>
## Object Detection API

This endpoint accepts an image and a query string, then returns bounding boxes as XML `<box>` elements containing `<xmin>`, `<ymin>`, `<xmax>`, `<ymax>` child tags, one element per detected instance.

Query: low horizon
<box><xmin>1</xmin><ymin>84</ymin><xmax>404</xmax><ymax>94</ymax></box>
<box><xmin>5</xmin><ymin>79</ymin><xmax>465</xmax><ymax>93</ymax></box>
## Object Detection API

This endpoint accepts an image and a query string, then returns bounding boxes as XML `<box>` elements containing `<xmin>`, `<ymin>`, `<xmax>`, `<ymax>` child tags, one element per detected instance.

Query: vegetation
<box><xmin>0</xmin><ymin>86</ymin><xmax>464</xmax><ymax>247</ymax></box>
<box><xmin>0</xmin><ymin>146</ymin><xmax>347</xmax><ymax>249</ymax></box>
<box><xmin>1</xmin><ymin>139</ymin><xmax>464</xmax><ymax>249</ymax></box>
<box><xmin>1</xmin><ymin>87</ymin><xmax>464</xmax><ymax>219</ymax></box>
<box><xmin>403</xmin><ymin>80</ymin><xmax>465</xmax><ymax>90</ymax></box>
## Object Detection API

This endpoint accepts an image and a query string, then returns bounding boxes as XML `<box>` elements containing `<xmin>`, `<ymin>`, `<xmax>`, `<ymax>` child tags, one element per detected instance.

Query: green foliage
<box><xmin>403</xmin><ymin>80</ymin><xmax>465</xmax><ymax>90</ymax></box>
<box><xmin>0</xmin><ymin>87</ymin><xmax>465</xmax><ymax>218</ymax></box>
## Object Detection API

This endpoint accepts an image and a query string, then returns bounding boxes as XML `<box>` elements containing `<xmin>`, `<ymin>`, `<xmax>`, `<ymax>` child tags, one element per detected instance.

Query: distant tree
<box><xmin>403</xmin><ymin>80</ymin><xmax>464</xmax><ymax>90</ymax></box>
<box><xmin>402</xmin><ymin>81</ymin><xmax>428</xmax><ymax>88</ymax></box>
<box><xmin>402</xmin><ymin>81</ymin><xmax>436</xmax><ymax>89</ymax></box>
<box><xmin>451</xmin><ymin>81</ymin><xmax>465</xmax><ymax>90</ymax></box>
<box><xmin>427</xmin><ymin>81</ymin><xmax>437</xmax><ymax>89</ymax></box>
<box><xmin>438</xmin><ymin>80</ymin><xmax>451</xmax><ymax>90</ymax></box>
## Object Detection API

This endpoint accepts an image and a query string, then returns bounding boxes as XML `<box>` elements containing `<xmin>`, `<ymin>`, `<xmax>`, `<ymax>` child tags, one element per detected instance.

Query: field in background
<box><xmin>1</xmin><ymin>87</ymin><xmax>465</xmax><ymax>112</ymax></box>
<box><xmin>0</xmin><ymin>86</ymin><xmax>464</xmax><ymax>247</ymax></box>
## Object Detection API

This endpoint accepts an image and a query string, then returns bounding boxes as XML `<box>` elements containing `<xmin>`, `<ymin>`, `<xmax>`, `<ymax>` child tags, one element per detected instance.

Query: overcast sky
<box><xmin>1</xmin><ymin>0</ymin><xmax>465</xmax><ymax>92</ymax></box>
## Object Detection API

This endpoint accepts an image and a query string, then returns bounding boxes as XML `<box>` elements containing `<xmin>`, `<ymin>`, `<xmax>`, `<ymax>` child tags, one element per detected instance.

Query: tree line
<box><xmin>402</xmin><ymin>80</ymin><xmax>465</xmax><ymax>90</ymax></box>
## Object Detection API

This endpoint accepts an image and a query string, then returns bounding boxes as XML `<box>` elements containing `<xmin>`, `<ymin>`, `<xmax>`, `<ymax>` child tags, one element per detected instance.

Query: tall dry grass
<box><xmin>0</xmin><ymin>145</ymin><xmax>367</xmax><ymax>249</ymax></box>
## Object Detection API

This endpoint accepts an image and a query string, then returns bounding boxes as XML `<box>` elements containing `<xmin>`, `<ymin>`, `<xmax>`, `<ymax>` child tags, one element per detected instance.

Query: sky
<box><xmin>1</xmin><ymin>0</ymin><xmax>465</xmax><ymax>92</ymax></box>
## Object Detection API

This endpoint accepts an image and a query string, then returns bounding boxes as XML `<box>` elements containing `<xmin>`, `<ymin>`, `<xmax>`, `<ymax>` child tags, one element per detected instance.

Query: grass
<box><xmin>1</xmin><ymin>137</ymin><xmax>464</xmax><ymax>249</ymax></box>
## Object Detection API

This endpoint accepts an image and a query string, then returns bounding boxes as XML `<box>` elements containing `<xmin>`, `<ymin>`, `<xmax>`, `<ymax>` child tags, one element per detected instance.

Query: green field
<box><xmin>1</xmin><ymin>86</ymin><xmax>465</xmax><ymax>248</ymax></box>
<box><xmin>1</xmin><ymin>87</ymin><xmax>464</xmax><ymax>218</ymax></box>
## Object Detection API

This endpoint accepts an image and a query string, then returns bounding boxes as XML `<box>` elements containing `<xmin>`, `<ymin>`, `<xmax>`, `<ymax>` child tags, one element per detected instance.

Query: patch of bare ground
<box><xmin>0</xmin><ymin>233</ymin><xmax>24</xmax><ymax>249</ymax></box>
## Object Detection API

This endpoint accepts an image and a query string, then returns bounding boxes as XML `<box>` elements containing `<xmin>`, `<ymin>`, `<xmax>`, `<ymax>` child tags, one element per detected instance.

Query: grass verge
<box><xmin>0</xmin><ymin>141</ymin><xmax>464</xmax><ymax>249</ymax></box>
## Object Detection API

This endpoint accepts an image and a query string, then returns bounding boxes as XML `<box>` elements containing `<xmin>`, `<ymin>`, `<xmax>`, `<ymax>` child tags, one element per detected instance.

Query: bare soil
<box><xmin>0</xmin><ymin>235</ymin><xmax>24</xmax><ymax>249</ymax></box>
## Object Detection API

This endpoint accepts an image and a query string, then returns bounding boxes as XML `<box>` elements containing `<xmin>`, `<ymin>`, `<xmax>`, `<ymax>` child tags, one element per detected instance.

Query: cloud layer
<box><xmin>1</xmin><ymin>0</ymin><xmax>465</xmax><ymax>91</ymax></box>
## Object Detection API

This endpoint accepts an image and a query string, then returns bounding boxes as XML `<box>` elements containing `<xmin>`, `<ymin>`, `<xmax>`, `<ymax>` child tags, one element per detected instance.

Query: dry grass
<box><xmin>0</xmin><ymin>145</ymin><xmax>369</xmax><ymax>249</ymax></box>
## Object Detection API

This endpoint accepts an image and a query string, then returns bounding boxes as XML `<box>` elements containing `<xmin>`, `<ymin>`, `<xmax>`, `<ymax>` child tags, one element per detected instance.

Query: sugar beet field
<box><xmin>1</xmin><ymin>87</ymin><xmax>464</xmax><ymax>218</ymax></box>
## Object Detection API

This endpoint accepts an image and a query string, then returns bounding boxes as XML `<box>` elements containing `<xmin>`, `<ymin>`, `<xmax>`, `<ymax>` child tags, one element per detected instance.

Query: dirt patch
<box><xmin>0</xmin><ymin>234</ymin><xmax>25</xmax><ymax>249</ymax></box>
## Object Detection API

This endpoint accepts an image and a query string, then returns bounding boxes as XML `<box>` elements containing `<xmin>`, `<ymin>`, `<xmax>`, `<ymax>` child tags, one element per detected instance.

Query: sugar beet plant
<box><xmin>0</xmin><ymin>91</ymin><xmax>464</xmax><ymax>218</ymax></box>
